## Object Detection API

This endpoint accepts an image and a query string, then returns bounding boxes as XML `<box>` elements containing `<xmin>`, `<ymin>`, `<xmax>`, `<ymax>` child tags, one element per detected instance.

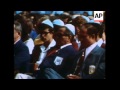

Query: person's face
<box><xmin>40</xmin><ymin>28</ymin><xmax>53</xmax><ymax>42</ymax></box>
<box><xmin>56</xmin><ymin>33</ymin><xmax>70</xmax><ymax>46</ymax></box>
<box><xmin>76</xmin><ymin>26</ymin><xmax>80</xmax><ymax>35</ymax></box>
<box><xmin>14</xmin><ymin>29</ymin><xmax>19</xmax><ymax>42</ymax></box>
<box><xmin>78</xmin><ymin>25</ymin><xmax>90</xmax><ymax>47</ymax></box>
<box><xmin>57</xmin><ymin>27</ymin><xmax>66</xmax><ymax>34</ymax></box>
<box><xmin>54</xmin><ymin>27</ymin><xmax>66</xmax><ymax>41</ymax></box>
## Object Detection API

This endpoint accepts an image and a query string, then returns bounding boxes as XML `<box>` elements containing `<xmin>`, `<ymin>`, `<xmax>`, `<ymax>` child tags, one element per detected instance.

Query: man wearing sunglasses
<box><xmin>34</xmin><ymin>24</ymin><xmax>78</xmax><ymax>79</ymax></box>
<box><xmin>31</xmin><ymin>19</ymin><xmax>56</xmax><ymax>71</ymax></box>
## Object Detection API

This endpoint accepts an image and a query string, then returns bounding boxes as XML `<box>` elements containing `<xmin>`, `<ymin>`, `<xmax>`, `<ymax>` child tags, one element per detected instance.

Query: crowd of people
<box><xmin>14</xmin><ymin>11</ymin><xmax>105</xmax><ymax>79</ymax></box>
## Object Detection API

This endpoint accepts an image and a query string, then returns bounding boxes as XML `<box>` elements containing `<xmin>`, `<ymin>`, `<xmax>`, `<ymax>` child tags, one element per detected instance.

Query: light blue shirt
<box><xmin>85</xmin><ymin>42</ymin><xmax>97</xmax><ymax>60</ymax></box>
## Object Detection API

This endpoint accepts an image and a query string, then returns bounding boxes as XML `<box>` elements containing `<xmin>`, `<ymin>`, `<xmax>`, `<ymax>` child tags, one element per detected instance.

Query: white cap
<box><xmin>53</xmin><ymin>19</ymin><xmax>65</xmax><ymax>26</ymax></box>
<box><xmin>65</xmin><ymin>24</ymin><xmax>75</xmax><ymax>35</ymax></box>
<box><xmin>42</xmin><ymin>19</ymin><xmax>54</xmax><ymax>28</ymax></box>
<box><xmin>81</xmin><ymin>15</ymin><xmax>90</xmax><ymax>22</ymax></box>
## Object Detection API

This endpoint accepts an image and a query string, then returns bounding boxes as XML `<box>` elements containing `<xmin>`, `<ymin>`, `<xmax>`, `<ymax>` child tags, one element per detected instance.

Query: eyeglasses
<box><xmin>41</xmin><ymin>31</ymin><xmax>50</xmax><ymax>35</ymax></box>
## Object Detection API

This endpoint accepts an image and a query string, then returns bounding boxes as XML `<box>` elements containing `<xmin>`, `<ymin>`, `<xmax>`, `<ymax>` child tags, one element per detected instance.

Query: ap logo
<box><xmin>94</xmin><ymin>11</ymin><xmax>104</xmax><ymax>22</ymax></box>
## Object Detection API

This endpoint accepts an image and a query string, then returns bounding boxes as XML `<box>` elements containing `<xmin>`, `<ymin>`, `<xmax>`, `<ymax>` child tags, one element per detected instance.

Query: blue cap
<box><xmin>16</xmin><ymin>11</ymin><xmax>22</xmax><ymax>14</ymax></box>
<box><xmin>86</xmin><ymin>11</ymin><xmax>93</xmax><ymax>16</ymax></box>
<box><xmin>65</xmin><ymin>24</ymin><xmax>75</xmax><ymax>35</ymax></box>
<box><xmin>53</xmin><ymin>19</ymin><xmax>64</xmax><ymax>26</ymax></box>
<box><xmin>52</xmin><ymin>11</ymin><xmax>64</xmax><ymax>15</ymax></box>
<box><xmin>42</xmin><ymin>19</ymin><xmax>54</xmax><ymax>28</ymax></box>
<box><xmin>81</xmin><ymin>15</ymin><xmax>90</xmax><ymax>22</ymax></box>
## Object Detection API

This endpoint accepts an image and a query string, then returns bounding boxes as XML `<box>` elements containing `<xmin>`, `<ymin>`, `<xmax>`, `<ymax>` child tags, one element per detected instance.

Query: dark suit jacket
<box><xmin>14</xmin><ymin>39</ymin><xmax>30</xmax><ymax>73</ymax></box>
<box><xmin>38</xmin><ymin>45</ymin><xmax>78</xmax><ymax>78</ymax></box>
<box><xmin>30</xmin><ymin>44</ymin><xmax>42</xmax><ymax>63</ymax></box>
<box><xmin>73</xmin><ymin>45</ymin><xmax>105</xmax><ymax>79</ymax></box>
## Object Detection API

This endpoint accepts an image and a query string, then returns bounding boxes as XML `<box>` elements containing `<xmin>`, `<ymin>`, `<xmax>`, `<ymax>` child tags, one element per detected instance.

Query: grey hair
<box><xmin>14</xmin><ymin>21</ymin><xmax>22</xmax><ymax>33</ymax></box>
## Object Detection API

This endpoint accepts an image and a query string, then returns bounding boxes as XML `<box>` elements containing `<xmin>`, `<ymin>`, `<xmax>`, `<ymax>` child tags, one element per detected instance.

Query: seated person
<box><xmin>15</xmin><ymin>22</ymin><xmax>78</xmax><ymax>79</ymax></box>
<box><xmin>14</xmin><ymin>21</ymin><xmax>30</xmax><ymax>76</ymax></box>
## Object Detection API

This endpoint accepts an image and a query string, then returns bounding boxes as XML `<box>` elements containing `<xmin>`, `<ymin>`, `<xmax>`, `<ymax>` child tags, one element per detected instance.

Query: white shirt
<box><xmin>24</xmin><ymin>38</ymin><xmax>35</xmax><ymax>54</ymax></box>
<box><xmin>36</xmin><ymin>39</ymin><xmax>56</xmax><ymax>65</ymax></box>
<box><xmin>103</xmin><ymin>40</ymin><xmax>106</xmax><ymax>44</ymax></box>
<box><xmin>60</xmin><ymin>43</ymin><xmax>72</xmax><ymax>49</ymax></box>
<box><xmin>97</xmin><ymin>38</ymin><xmax>104</xmax><ymax>47</ymax></box>
<box><xmin>75</xmin><ymin>38</ymin><xmax>81</xmax><ymax>49</ymax></box>
<box><xmin>84</xmin><ymin>42</ymin><xmax>97</xmax><ymax>60</ymax></box>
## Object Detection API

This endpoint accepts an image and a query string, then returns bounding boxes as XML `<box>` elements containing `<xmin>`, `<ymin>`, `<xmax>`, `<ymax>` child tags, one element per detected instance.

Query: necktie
<box><xmin>73</xmin><ymin>49</ymin><xmax>85</xmax><ymax>75</ymax></box>
<box><xmin>101</xmin><ymin>43</ymin><xmax>105</xmax><ymax>48</ymax></box>
<box><xmin>46</xmin><ymin>47</ymin><xmax>60</xmax><ymax>57</ymax></box>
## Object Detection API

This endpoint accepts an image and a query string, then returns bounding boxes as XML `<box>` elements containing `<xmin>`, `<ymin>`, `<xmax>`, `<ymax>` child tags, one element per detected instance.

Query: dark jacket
<box><xmin>14</xmin><ymin>39</ymin><xmax>30</xmax><ymax>73</ymax></box>
<box><xmin>73</xmin><ymin>45</ymin><xmax>105</xmax><ymax>79</ymax></box>
<box><xmin>38</xmin><ymin>45</ymin><xmax>78</xmax><ymax>78</ymax></box>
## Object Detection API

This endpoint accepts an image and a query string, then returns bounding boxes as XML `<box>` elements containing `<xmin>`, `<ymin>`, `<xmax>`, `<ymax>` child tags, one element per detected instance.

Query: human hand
<box><xmin>34</xmin><ymin>63</ymin><xmax>39</xmax><ymax>71</ymax></box>
<box><xmin>67</xmin><ymin>74</ymin><xmax>81</xmax><ymax>79</ymax></box>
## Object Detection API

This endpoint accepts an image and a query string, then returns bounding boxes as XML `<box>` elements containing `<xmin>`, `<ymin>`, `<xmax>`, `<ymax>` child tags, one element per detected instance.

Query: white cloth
<box><xmin>36</xmin><ymin>39</ymin><xmax>56</xmax><ymax>65</ymax></box>
<box><xmin>97</xmin><ymin>38</ymin><xmax>104</xmax><ymax>47</ymax></box>
<box><xmin>84</xmin><ymin>42</ymin><xmax>97</xmax><ymax>60</ymax></box>
<box><xmin>24</xmin><ymin>38</ymin><xmax>34</xmax><ymax>54</ymax></box>
<box><xmin>60</xmin><ymin>43</ymin><xmax>72</xmax><ymax>49</ymax></box>
<box><xmin>15</xmin><ymin>73</ymin><xmax>35</xmax><ymax>79</ymax></box>
<box><xmin>103</xmin><ymin>40</ymin><xmax>106</xmax><ymax>44</ymax></box>
<box><xmin>75</xmin><ymin>38</ymin><xmax>81</xmax><ymax>49</ymax></box>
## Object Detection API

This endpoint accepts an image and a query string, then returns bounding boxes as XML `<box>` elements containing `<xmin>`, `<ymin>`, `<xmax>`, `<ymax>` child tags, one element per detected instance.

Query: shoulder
<box><xmin>94</xmin><ymin>45</ymin><xmax>105</xmax><ymax>54</ymax></box>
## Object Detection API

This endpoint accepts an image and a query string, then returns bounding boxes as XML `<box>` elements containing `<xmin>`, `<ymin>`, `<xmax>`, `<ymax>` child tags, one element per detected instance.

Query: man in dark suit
<box><xmin>14</xmin><ymin>21</ymin><xmax>30</xmax><ymax>75</ymax></box>
<box><xmin>67</xmin><ymin>23</ymin><xmax>105</xmax><ymax>79</ymax></box>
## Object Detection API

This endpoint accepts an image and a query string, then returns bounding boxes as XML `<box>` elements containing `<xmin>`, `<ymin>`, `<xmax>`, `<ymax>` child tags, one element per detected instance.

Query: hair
<box><xmin>72</xmin><ymin>16</ymin><xmax>87</xmax><ymax>27</ymax></box>
<box><xmin>53</xmin><ymin>24</ymin><xmax>65</xmax><ymax>32</ymax></box>
<box><xmin>90</xmin><ymin>23</ymin><xmax>104</xmax><ymax>38</ymax></box>
<box><xmin>82</xmin><ymin>23</ymin><xmax>98</xmax><ymax>39</ymax></box>
<box><xmin>14</xmin><ymin>21</ymin><xmax>22</xmax><ymax>34</ymax></box>
<box><xmin>83</xmin><ymin>12</ymin><xmax>89</xmax><ymax>16</ymax></box>
<box><xmin>37</xmin><ymin>23</ymin><xmax>54</xmax><ymax>33</ymax></box>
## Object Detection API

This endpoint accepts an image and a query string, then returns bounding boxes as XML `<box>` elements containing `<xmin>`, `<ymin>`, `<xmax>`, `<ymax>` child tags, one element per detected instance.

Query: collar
<box><xmin>85</xmin><ymin>42</ymin><xmax>97</xmax><ymax>60</ymax></box>
<box><xmin>40</xmin><ymin>39</ymin><xmax>56</xmax><ymax>52</ymax></box>
<box><xmin>14</xmin><ymin>38</ymin><xmax>21</xmax><ymax>45</ymax></box>
<box><xmin>60</xmin><ymin>43</ymin><xmax>72</xmax><ymax>49</ymax></box>
<box><xmin>97</xmin><ymin>38</ymin><xmax>103</xmax><ymax>47</ymax></box>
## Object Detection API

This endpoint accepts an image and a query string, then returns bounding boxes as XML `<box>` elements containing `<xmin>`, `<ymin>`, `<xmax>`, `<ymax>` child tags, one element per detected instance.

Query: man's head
<box><xmin>54</xmin><ymin>25</ymin><xmax>66</xmax><ymax>35</ymax></box>
<box><xmin>55</xmin><ymin>24</ymin><xmax>75</xmax><ymax>46</ymax></box>
<box><xmin>72</xmin><ymin>16</ymin><xmax>87</xmax><ymax>35</ymax></box>
<box><xmin>37</xmin><ymin>19</ymin><xmax>54</xmax><ymax>43</ymax></box>
<box><xmin>89</xmin><ymin>23</ymin><xmax>103</xmax><ymax>41</ymax></box>
<box><xmin>78</xmin><ymin>23</ymin><xmax>98</xmax><ymax>48</ymax></box>
<box><xmin>53</xmin><ymin>19</ymin><xmax>66</xmax><ymax>34</ymax></box>
<box><xmin>14</xmin><ymin>21</ymin><xmax>22</xmax><ymax>43</ymax></box>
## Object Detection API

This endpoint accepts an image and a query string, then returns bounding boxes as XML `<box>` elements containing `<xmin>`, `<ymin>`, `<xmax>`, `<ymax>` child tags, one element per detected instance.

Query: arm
<box><xmin>14</xmin><ymin>46</ymin><xmax>30</xmax><ymax>71</ymax></box>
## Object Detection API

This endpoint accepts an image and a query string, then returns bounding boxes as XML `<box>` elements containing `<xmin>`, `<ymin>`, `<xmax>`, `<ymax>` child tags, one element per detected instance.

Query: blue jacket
<box><xmin>39</xmin><ymin>45</ymin><xmax>78</xmax><ymax>78</ymax></box>
<box><xmin>73</xmin><ymin>45</ymin><xmax>105</xmax><ymax>79</ymax></box>
<box><xmin>14</xmin><ymin>40</ymin><xmax>30</xmax><ymax>73</ymax></box>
